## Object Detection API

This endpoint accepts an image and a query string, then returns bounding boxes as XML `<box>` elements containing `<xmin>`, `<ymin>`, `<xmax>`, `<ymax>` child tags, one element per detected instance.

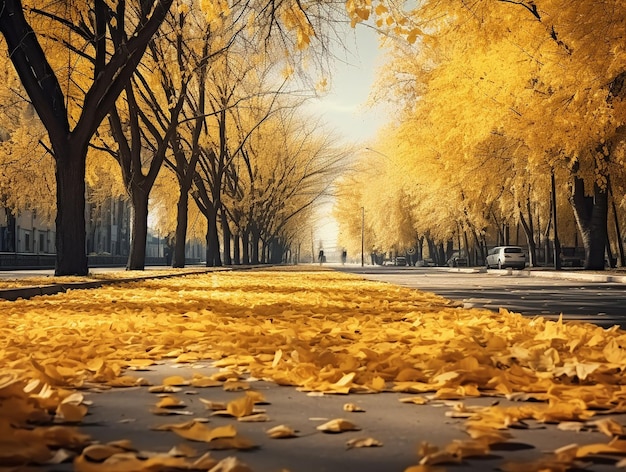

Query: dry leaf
<box><xmin>419</xmin><ymin>450</ymin><xmax>462</xmax><ymax>465</ymax></box>
<box><xmin>316</xmin><ymin>418</ymin><xmax>360</xmax><ymax>433</ymax></box>
<box><xmin>149</xmin><ymin>385</ymin><xmax>182</xmax><ymax>393</ymax></box>
<box><xmin>588</xmin><ymin>418</ymin><xmax>624</xmax><ymax>437</ymax></box>
<box><xmin>208</xmin><ymin>456</ymin><xmax>253</xmax><ymax>472</ymax></box>
<box><xmin>206</xmin><ymin>435</ymin><xmax>258</xmax><ymax>450</ymax></box>
<box><xmin>82</xmin><ymin>444</ymin><xmax>127</xmax><ymax>461</ymax></box>
<box><xmin>223</xmin><ymin>381</ymin><xmax>250</xmax><ymax>392</ymax></box>
<box><xmin>55</xmin><ymin>402</ymin><xmax>88</xmax><ymax>423</ymax></box>
<box><xmin>238</xmin><ymin>413</ymin><xmax>270</xmax><ymax>422</ymax></box>
<box><xmin>191</xmin><ymin>374</ymin><xmax>223</xmax><ymax>388</ymax></box>
<box><xmin>343</xmin><ymin>403</ymin><xmax>365</xmax><ymax>412</ymax></box>
<box><xmin>155</xmin><ymin>396</ymin><xmax>186</xmax><ymax>409</ymax></box>
<box><xmin>167</xmin><ymin>444</ymin><xmax>197</xmax><ymax>457</ymax></box>
<box><xmin>346</xmin><ymin>437</ymin><xmax>383</xmax><ymax>449</ymax></box>
<box><xmin>172</xmin><ymin>422</ymin><xmax>237</xmax><ymax>443</ymax></box>
<box><xmin>226</xmin><ymin>395</ymin><xmax>255</xmax><ymax>418</ymax></box>
<box><xmin>163</xmin><ymin>375</ymin><xmax>189</xmax><ymax>386</ymax></box>
<box><xmin>266</xmin><ymin>424</ymin><xmax>298</xmax><ymax>438</ymax></box>
<box><xmin>557</xmin><ymin>422</ymin><xmax>586</xmax><ymax>432</ymax></box>
<box><xmin>399</xmin><ymin>396</ymin><xmax>429</xmax><ymax>405</ymax></box>
<box><xmin>200</xmin><ymin>398</ymin><xmax>227</xmax><ymax>410</ymax></box>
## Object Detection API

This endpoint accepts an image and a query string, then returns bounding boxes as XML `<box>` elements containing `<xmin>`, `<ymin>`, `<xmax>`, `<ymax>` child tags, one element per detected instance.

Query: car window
<box><xmin>504</xmin><ymin>247</ymin><xmax>523</xmax><ymax>253</ymax></box>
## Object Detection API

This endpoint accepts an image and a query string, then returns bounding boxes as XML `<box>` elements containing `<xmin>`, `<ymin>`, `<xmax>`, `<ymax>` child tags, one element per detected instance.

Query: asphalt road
<box><xmin>334</xmin><ymin>265</ymin><xmax>626</xmax><ymax>329</ymax></box>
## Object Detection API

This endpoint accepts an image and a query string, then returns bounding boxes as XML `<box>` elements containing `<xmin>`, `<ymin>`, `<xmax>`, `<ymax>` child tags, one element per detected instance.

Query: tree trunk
<box><xmin>221</xmin><ymin>209</ymin><xmax>232</xmax><ymax>265</ymax></box>
<box><xmin>613</xmin><ymin>200</ymin><xmax>625</xmax><ymax>267</ymax></box>
<box><xmin>205</xmin><ymin>206</ymin><xmax>222</xmax><ymax>267</ymax></box>
<box><xmin>55</xmin><ymin>149</ymin><xmax>88</xmax><ymax>275</ymax></box>
<box><xmin>251</xmin><ymin>229</ymin><xmax>260</xmax><ymax>264</ymax></box>
<box><xmin>609</xmin><ymin>183</ymin><xmax>625</xmax><ymax>267</ymax></box>
<box><xmin>242</xmin><ymin>229</ymin><xmax>250</xmax><ymax>265</ymax></box>
<box><xmin>233</xmin><ymin>234</ymin><xmax>241</xmax><ymax>265</ymax></box>
<box><xmin>551</xmin><ymin>171</ymin><xmax>562</xmax><ymax>270</ymax></box>
<box><xmin>127</xmin><ymin>188</ymin><xmax>149</xmax><ymax>270</ymax></box>
<box><xmin>518</xmin><ymin>201</ymin><xmax>537</xmax><ymax>267</ymax></box>
<box><xmin>172</xmin><ymin>190</ymin><xmax>188</xmax><ymax>268</ymax></box>
<box><xmin>569</xmin><ymin>175</ymin><xmax>607</xmax><ymax>270</ymax></box>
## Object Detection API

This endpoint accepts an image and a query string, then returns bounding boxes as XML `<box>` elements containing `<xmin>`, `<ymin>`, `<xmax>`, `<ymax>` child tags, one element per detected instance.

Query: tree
<box><xmin>0</xmin><ymin>0</ymin><xmax>174</xmax><ymax>275</ymax></box>
<box><xmin>368</xmin><ymin>0</ymin><xmax>626</xmax><ymax>269</ymax></box>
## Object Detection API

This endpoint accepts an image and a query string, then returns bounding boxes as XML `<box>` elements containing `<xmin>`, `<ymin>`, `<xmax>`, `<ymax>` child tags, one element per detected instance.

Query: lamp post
<box><xmin>361</xmin><ymin>206</ymin><xmax>364</xmax><ymax>267</ymax></box>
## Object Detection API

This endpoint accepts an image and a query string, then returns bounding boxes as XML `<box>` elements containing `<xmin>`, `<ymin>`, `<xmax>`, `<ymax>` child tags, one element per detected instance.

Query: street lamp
<box><xmin>361</xmin><ymin>206</ymin><xmax>364</xmax><ymax>267</ymax></box>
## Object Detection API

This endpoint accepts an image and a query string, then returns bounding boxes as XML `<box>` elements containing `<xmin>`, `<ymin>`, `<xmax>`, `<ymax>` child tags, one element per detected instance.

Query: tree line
<box><xmin>0</xmin><ymin>0</ymin><xmax>351</xmax><ymax>275</ymax></box>
<box><xmin>335</xmin><ymin>0</ymin><xmax>626</xmax><ymax>270</ymax></box>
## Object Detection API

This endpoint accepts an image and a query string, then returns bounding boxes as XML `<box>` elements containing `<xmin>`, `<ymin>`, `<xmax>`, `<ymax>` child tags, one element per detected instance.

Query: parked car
<box><xmin>486</xmin><ymin>246</ymin><xmax>526</xmax><ymax>269</ymax></box>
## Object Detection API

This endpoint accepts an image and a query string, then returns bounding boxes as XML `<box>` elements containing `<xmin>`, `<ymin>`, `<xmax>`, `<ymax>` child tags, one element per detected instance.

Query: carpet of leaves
<box><xmin>2</xmin><ymin>267</ymin><xmax>626</xmax><ymax>471</ymax></box>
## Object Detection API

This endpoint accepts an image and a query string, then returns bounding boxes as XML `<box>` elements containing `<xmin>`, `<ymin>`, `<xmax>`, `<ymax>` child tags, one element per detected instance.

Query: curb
<box><xmin>0</xmin><ymin>269</ymin><xmax>219</xmax><ymax>301</ymax></box>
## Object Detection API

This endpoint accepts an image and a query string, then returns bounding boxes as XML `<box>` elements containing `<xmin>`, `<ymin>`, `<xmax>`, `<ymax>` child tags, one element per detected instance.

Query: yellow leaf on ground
<box><xmin>316</xmin><ymin>418</ymin><xmax>360</xmax><ymax>433</ymax></box>
<box><xmin>226</xmin><ymin>395</ymin><xmax>254</xmax><ymax>418</ymax></box>
<box><xmin>155</xmin><ymin>396</ymin><xmax>186</xmax><ymax>409</ymax></box>
<box><xmin>343</xmin><ymin>403</ymin><xmax>365</xmax><ymax>412</ymax></box>
<box><xmin>223</xmin><ymin>381</ymin><xmax>250</xmax><ymax>392</ymax></box>
<box><xmin>205</xmin><ymin>435</ymin><xmax>258</xmax><ymax>450</ymax></box>
<box><xmin>163</xmin><ymin>375</ymin><xmax>189</xmax><ymax>386</ymax></box>
<box><xmin>346</xmin><ymin>437</ymin><xmax>383</xmax><ymax>449</ymax></box>
<box><xmin>208</xmin><ymin>456</ymin><xmax>253</xmax><ymax>472</ymax></box>
<box><xmin>266</xmin><ymin>424</ymin><xmax>298</xmax><ymax>438</ymax></box>
<box><xmin>55</xmin><ymin>402</ymin><xmax>88</xmax><ymax>422</ymax></box>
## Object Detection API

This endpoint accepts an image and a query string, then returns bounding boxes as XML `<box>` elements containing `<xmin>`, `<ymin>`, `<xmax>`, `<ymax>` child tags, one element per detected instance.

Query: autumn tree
<box><xmin>0</xmin><ymin>0</ymin><xmax>174</xmax><ymax>275</ymax></box>
<box><xmin>366</xmin><ymin>0</ymin><xmax>626</xmax><ymax>269</ymax></box>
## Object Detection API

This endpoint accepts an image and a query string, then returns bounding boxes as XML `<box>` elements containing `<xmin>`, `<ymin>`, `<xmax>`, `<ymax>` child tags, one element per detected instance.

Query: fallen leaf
<box><xmin>343</xmin><ymin>403</ymin><xmax>365</xmax><ymax>412</ymax></box>
<box><xmin>266</xmin><ymin>424</ymin><xmax>298</xmax><ymax>438</ymax></box>
<box><xmin>223</xmin><ymin>381</ymin><xmax>250</xmax><ymax>392</ymax></box>
<box><xmin>149</xmin><ymin>385</ymin><xmax>182</xmax><ymax>393</ymax></box>
<box><xmin>316</xmin><ymin>418</ymin><xmax>360</xmax><ymax>433</ymax></box>
<box><xmin>155</xmin><ymin>396</ymin><xmax>186</xmax><ymax>409</ymax></box>
<box><xmin>346</xmin><ymin>437</ymin><xmax>383</xmax><ymax>449</ymax></box>
<box><xmin>200</xmin><ymin>399</ymin><xmax>227</xmax><ymax>410</ymax></box>
<box><xmin>208</xmin><ymin>456</ymin><xmax>253</xmax><ymax>472</ymax></box>
<box><xmin>226</xmin><ymin>395</ymin><xmax>255</xmax><ymax>418</ymax></box>
<box><xmin>238</xmin><ymin>413</ymin><xmax>270</xmax><ymax>422</ymax></box>
<box><xmin>163</xmin><ymin>375</ymin><xmax>189</xmax><ymax>386</ymax></box>
<box><xmin>206</xmin><ymin>435</ymin><xmax>258</xmax><ymax>450</ymax></box>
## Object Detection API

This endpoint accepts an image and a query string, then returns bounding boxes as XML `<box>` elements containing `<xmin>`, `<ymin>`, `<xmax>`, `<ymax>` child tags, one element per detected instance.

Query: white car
<box><xmin>486</xmin><ymin>246</ymin><xmax>526</xmax><ymax>269</ymax></box>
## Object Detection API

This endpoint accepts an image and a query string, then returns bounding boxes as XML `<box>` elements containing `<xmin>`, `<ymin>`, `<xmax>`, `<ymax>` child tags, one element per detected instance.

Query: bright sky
<box><xmin>306</xmin><ymin>23</ymin><xmax>387</xmax><ymax>144</ymax></box>
<box><xmin>307</xmin><ymin>23</ymin><xmax>388</xmax><ymax>259</ymax></box>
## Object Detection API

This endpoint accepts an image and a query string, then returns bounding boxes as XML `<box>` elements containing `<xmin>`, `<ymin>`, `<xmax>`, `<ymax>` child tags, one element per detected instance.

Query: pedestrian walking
<box><xmin>318</xmin><ymin>249</ymin><xmax>325</xmax><ymax>265</ymax></box>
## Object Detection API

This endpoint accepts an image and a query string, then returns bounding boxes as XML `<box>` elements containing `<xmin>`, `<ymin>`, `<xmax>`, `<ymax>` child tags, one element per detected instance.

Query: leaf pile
<box><xmin>1</xmin><ymin>268</ymin><xmax>626</xmax><ymax>470</ymax></box>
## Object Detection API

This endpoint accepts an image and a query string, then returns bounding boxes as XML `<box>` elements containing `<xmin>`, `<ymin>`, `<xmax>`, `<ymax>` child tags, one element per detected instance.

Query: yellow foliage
<box><xmin>4</xmin><ymin>269</ymin><xmax>626</xmax><ymax>467</ymax></box>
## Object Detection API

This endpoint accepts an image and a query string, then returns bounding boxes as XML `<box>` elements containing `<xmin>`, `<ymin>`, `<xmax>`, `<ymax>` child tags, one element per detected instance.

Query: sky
<box><xmin>306</xmin><ymin>23</ymin><xmax>389</xmax><ymax>260</ymax></box>
<box><xmin>306</xmin><ymin>24</ymin><xmax>388</xmax><ymax>144</ymax></box>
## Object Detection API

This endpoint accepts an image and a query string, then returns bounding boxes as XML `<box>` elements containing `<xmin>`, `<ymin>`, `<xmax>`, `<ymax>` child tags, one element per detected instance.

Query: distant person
<box><xmin>318</xmin><ymin>249</ymin><xmax>325</xmax><ymax>265</ymax></box>
<box><xmin>341</xmin><ymin>249</ymin><xmax>347</xmax><ymax>265</ymax></box>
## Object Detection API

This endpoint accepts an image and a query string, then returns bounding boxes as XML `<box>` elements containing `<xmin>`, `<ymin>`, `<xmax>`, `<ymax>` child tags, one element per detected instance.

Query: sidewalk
<box><xmin>449</xmin><ymin>265</ymin><xmax>626</xmax><ymax>283</ymax></box>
